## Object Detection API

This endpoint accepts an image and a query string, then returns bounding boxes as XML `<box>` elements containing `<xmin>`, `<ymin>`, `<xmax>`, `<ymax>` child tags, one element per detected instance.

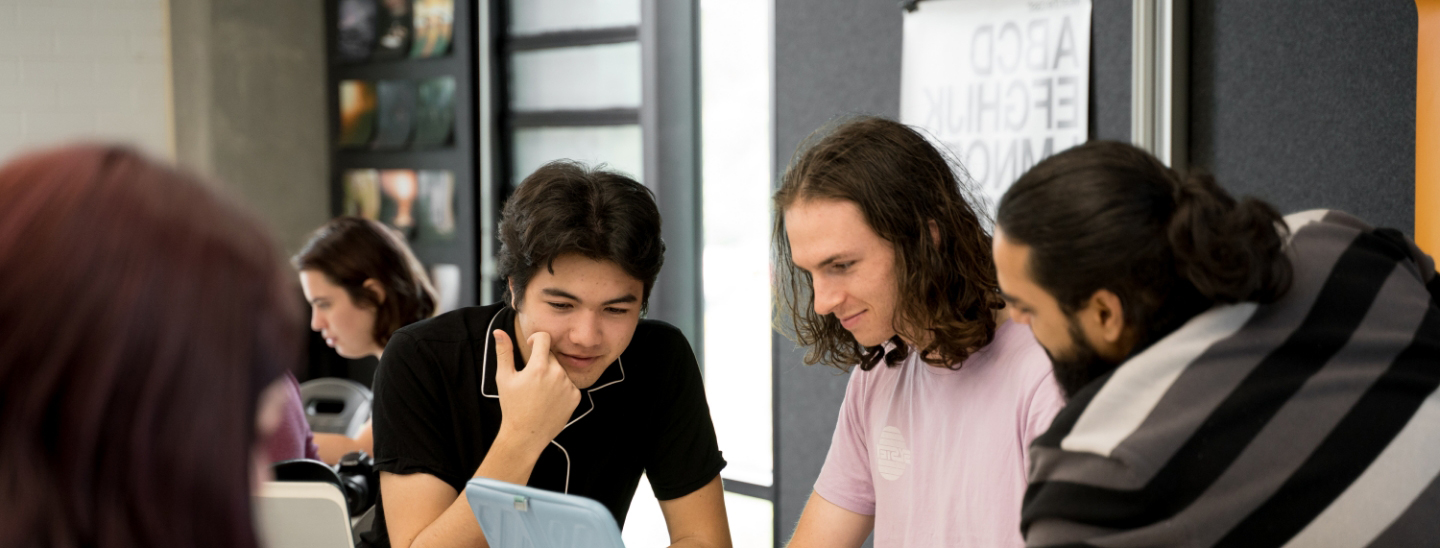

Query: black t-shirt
<box><xmin>369</xmin><ymin>303</ymin><xmax>726</xmax><ymax>546</ymax></box>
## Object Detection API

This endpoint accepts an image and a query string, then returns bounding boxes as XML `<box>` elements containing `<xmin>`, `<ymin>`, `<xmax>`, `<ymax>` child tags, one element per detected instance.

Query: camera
<box><xmin>336</xmin><ymin>450</ymin><xmax>379</xmax><ymax>516</ymax></box>
<box><xmin>272</xmin><ymin>453</ymin><xmax>378</xmax><ymax>517</ymax></box>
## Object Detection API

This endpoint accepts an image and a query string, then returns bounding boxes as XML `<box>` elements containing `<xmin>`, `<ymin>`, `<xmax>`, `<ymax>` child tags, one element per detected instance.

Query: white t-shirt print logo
<box><xmin>876</xmin><ymin>426</ymin><xmax>913</xmax><ymax>481</ymax></box>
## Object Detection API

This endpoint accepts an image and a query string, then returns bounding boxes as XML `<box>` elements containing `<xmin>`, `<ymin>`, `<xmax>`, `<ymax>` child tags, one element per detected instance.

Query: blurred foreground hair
<box><xmin>0</xmin><ymin>144</ymin><xmax>301</xmax><ymax>548</ymax></box>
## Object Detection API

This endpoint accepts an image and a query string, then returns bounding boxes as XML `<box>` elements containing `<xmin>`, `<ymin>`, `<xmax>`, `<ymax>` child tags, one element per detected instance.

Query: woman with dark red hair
<box><xmin>0</xmin><ymin>144</ymin><xmax>303</xmax><ymax>548</ymax></box>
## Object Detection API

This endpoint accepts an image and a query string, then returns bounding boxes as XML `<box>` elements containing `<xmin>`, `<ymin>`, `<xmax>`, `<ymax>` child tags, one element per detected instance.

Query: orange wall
<box><xmin>1418</xmin><ymin>0</ymin><xmax>1440</xmax><ymax>254</ymax></box>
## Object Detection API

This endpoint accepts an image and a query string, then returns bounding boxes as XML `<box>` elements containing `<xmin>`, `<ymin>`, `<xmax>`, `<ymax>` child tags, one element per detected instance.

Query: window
<box><xmin>484</xmin><ymin>0</ymin><xmax>644</xmax><ymax>301</ymax></box>
<box><xmin>699</xmin><ymin>0</ymin><xmax>774</xmax><ymax>544</ymax></box>
<box><xmin>501</xmin><ymin>0</ymin><xmax>643</xmax><ymax>188</ymax></box>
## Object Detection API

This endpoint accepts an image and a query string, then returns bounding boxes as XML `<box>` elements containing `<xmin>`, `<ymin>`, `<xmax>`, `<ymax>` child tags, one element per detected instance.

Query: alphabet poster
<box><xmin>900</xmin><ymin>0</ymin><xmax>1091</xmax><ymax>213</ymax></box>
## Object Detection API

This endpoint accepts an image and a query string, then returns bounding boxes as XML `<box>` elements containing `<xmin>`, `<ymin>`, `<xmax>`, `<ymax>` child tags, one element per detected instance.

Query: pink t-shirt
<box><xmin>813</xmin><ymin>321</ymin><xmax>1065</xmax><ymax>547</ymax></box>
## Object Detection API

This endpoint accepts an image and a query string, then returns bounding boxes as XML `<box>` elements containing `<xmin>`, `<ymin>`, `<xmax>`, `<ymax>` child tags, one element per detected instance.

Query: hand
<box><xmin>491</xmin><ymin>330</ymin><xmax>582</xmax><ymax>447</ymax></box>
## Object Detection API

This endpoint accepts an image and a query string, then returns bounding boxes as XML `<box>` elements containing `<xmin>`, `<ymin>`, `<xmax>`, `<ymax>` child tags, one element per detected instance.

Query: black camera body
<box><xmin>272</xmin><ymin>453</ymin><xmax>378</xmax><ymax>517</ymax></box>
<box><xmin>336</xmin><ymin>450</ymin><xmax>379</xmax><ymax>516</ymax></box>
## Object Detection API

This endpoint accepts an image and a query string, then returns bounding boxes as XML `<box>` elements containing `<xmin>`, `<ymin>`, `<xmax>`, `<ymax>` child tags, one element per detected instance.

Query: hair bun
<box><xmin>1167</xmin><ymin>172</ymin><xmax>1292</xmax><ymax>304</ymax></box>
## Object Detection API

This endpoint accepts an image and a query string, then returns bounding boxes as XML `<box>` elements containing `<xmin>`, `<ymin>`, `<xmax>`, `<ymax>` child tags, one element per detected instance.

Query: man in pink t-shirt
<box><xmin>774</xmin><ymin>116</ymin><xmax>1066</xmax><ymax>547</ymax></box>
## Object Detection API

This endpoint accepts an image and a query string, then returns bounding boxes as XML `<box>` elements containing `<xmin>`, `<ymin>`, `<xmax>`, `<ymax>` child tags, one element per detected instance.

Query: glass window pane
<box><xmin>701</xmin><ymin>0</ymin><xmax>773</xmax><ymax>487</ymax></box>
<box><xmin>509</xmin><ymin>42</ymin><xmax>641</xmax><ymax>111</ymax></box>
<box><xmin>622</xmin><ymin>477</ymin><xmax>775</xmax><ymax>548</ymax></box>
<box><xmin>725</xmin><ymin>492</ymin><xmax>775</xmax><ymax>548</ymax></box>
<box><xmin>509</xmin><ymin>0</ymin><xmax>640</xmax><ymax>35</ymax></box>
<box><xmin>511</xmin><ymin>125</ymin><xmax>643</xmax><ymax>187</ymax></box>
<box><xmin>621</xmin><ymin>474</ymin><xmax>668</xmax><ymax>547</ymax></box>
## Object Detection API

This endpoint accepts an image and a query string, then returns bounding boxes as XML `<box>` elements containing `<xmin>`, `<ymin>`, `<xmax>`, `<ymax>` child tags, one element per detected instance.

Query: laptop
<box><xmin>464</xmin><ymin>477</ymin><xmax>626</xmax><ymax>548</ymax></box>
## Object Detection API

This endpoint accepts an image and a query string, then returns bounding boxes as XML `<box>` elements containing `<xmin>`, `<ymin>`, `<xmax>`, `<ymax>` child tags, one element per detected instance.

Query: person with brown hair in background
<box><xmin>293</xmin><ymin>216</ymin><xmax>440</xmax><ymax>464</ymax></box>
<box><xmin>775</xmin><ymin>116</ymin><xmax>1064</xmax><ymax>547</ymax></box>
<box><xmin>0</xmin><ymin>144</ymin><xmax>303</xmax><ymax>548</ymax></box>
<box><xmin>994</xmin><ymin>141</ymin><xmax>1440</xmax><ymax>546</ymax></box>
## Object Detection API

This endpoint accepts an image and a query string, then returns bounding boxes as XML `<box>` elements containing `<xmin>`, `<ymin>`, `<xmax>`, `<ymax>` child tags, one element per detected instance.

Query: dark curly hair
<box><xmin>996</xmin><ymin>141</ymin><xmax>1292</xmax><ymax>352</ymax></box>
<box><xmin>292</xmin><ymin>216</ymin><xmax>438</xmax><ymax>347</ymax></box>
<box><xmin>498</xmin><ymin>160</ymin><xmax>664</xmax><ymax>312</ymax></box>
<box><xmin>774</xmin><ymin>116</ymin><xmax>1004</xmax><ymax>372</ymax></box>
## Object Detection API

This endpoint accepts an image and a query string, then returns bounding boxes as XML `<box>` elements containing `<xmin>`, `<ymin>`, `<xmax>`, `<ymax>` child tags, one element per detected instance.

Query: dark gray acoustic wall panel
<box><xmin>774</xmin><ymin>1</ymin><xmax>904</xmax><ymax>160</ymax></box>
<box><xmin>1188</xmin><ymin>1</ymin><xmax>1416</xmax><ymax>232</ymax></box>
<box><xmin>773</xmin><ymin>0</ymin><xmax>901</xmax><ymax>545</ymax></box>
<box><xmin>1091</xmin><ymin>0</ymin><xmax>1131</xmax><ymax>141</ymax></box>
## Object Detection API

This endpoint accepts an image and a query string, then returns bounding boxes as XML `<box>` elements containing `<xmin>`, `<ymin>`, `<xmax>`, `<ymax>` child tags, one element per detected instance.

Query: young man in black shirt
<box><xmin>371</xmin><ymin>161</ymin><xmax>731</xmax><ymax>548</ymax></box>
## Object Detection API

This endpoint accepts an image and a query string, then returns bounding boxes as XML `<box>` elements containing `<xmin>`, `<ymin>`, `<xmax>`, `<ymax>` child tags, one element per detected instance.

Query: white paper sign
<box><xmin>901</xmin><ymin>0</ymin><xmax>1091</xmax><ymax>212</ymax></box>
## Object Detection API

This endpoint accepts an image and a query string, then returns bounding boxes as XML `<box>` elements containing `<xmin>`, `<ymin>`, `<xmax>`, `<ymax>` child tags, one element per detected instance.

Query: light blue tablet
<box><xmin>463</xmin><ymin>478</ymin><xmax>626</xmax><ymax>548</ymax></box>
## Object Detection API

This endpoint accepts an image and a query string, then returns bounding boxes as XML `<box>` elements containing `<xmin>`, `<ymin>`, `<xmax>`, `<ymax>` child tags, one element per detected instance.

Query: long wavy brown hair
<box><xmin>774</xmin><ymin>116</ymin><xmax>1004</xmax><ymax>371</ymax></box>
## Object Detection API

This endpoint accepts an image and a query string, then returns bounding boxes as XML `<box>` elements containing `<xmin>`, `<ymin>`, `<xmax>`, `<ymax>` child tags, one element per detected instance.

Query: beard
<box><xmin>1044</xmin><ymin>319</ymin><xmax>1123</xmax><ymax>400</ymax></box>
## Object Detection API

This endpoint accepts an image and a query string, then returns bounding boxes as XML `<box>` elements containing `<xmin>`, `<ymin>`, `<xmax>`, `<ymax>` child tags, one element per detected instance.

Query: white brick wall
<box><xmin>0</xmin><ymin>0</ymin><xmax>171</xmax><ymax>162</ymax></box>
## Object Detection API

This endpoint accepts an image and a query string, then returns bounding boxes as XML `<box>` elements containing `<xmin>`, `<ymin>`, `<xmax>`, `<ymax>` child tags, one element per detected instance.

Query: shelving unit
<box><xmin>325</xmin><ymin>0</ymin><xmax>480</xmax><ymax>309</ymax></box>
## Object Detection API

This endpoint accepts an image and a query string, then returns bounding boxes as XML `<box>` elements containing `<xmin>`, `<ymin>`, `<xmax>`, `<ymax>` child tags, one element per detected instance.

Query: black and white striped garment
<box><xmin>1022</xmin><ymin>210</ymin><xmax>1440</xmax><ymax>548</ymax></box>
